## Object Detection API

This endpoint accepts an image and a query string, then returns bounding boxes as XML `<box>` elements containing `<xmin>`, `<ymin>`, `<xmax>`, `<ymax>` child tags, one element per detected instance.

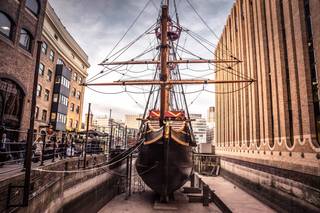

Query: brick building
<box><xmin>215</xmin><ymin>0</ymin><xmax>320</xmax><ymax>211</ymax></box>
<box><xmin>34</xmin><ymin>3</ymin><xmax>90</xmax><ymax>136</ymax></box>
<box><xmin>0</xmin><ymin>0</ymin><xmax>47</xmax><ymax>141</ymax></box>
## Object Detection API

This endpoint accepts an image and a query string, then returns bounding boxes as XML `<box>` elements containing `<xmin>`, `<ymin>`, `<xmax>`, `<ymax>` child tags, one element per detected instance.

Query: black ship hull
<box><xmin>136</xmin><ymin>121</ymin><xmax>193</xmax><ymax>197</ymax></box>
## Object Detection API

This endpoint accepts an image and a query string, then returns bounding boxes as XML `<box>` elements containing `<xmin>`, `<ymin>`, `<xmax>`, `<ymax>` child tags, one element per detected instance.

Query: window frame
<box><xmin>41</xmin><ymin>41</ymin><xmax>48</xmax><ymax>54</ymax></box>
<box><xmin>0</xmin><ymin>11</ymin><xmax>13</xmax><ymax>39</ymax></box>
<box><xmin>19</xmin><ymin>28</ymin><xmax>32</xmax><ymax>52</ymax></box>
<box><xmin>25</xmin><ymin>0</ymin><xmax>40</xmax><ymax>17</ymax></box>
<box><xmin>49</xmin><ymin>50</ymin><xmax>55</xmax><ymax>62</ymax></box>
<box><xmin>39</xmin><ymin>63</ymin><xmax>45</xmax><ymax>76</ymax></box>
<box><xmin>36</xmin><ymin>84</ymin><xmax>42</xmax><ymax>97</ymax></box>
<box><xmin>44</xmin><ymin>89</ymin><xmax>50</xmax><ymax>101</ymax></box>
<box><xmin>35</xmin><ymin>106</ymin><xmax>39</xmax><ymax>119</ymax></box>
<box><xmin>41</xmin><ymin>109</ymin><xmax>47</xmax><ymax>121</ymax></box>
<box><xmin>47</xmin><ymin>69</ymin><xmax>52</xmax><ymax>81</ymax></box>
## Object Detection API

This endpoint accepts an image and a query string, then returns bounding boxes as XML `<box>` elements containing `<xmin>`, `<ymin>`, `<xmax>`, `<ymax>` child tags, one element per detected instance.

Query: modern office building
<box><xmin>34</xmin><ymin>2</ymin><xmax>90</xmax><ymax>135</ymax></box>
<box><xmin>190</xmin><ymin>114</ymin><xmax>207</xmax><ymax>144</ymax></box>
<box><xmin>91</xmin><ymin>115</ymin><xmax>109</xmax><ymax>133</ymax></box>
<box><xmin>207</xmin><ymin>106</ymin><xmax>215</xmax><ymax>128</ymax></box>
<box><xmin>215</xmin><ymin>0</ymin><xmax>320</xmax><ymax>211</ymax></box>
<box><xmin>124</xmin><ymin>114</ymin><xmax>142</xmax><ymax>130</ymax></box>
<box><xmin>0</xmin><ymin>0</ymin><xmax>48</xmax><ymax>141</ymax></box>
<box><xmin>207</xmin><ymin>106</ymin><xmax>215</xmax><ymax>145</ymax></box>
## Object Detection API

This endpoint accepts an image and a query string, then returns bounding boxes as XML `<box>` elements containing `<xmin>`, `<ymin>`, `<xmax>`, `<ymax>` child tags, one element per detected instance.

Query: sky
<box><xmin>48</xmin><ymin>0</ymin><xmax>235</xmax><ymax>121</ymax></box>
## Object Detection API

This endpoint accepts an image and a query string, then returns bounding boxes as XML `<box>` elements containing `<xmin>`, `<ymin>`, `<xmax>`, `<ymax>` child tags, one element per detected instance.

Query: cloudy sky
<box><xmin>48</xmin><ymin>0</ymin><xmax>235</xmax><ymax>121</ymax></box>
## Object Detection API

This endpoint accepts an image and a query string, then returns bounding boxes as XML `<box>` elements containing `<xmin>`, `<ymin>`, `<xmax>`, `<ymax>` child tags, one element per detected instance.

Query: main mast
<box><xmin>160</xmin><ymin>0</ymin><xmax>169</xmax><ymax>126</ymax></box>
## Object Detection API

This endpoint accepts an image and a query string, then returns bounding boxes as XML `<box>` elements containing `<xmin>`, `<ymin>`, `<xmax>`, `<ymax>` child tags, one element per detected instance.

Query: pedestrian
<box><xmin>0</xmin><ymin>133</ymin><xmax>7</xmax><ymax>166</ymax></box>
<box><xmin>58</xmin><ymin>140</ymin><xmax>64</xmax><ymax>159</ymax></box>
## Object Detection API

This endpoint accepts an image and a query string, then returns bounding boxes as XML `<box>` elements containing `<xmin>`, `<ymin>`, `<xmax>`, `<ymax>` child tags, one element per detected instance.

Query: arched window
<box><xmin>0</xmin><ymin>78</ymin><xmax>25</xmax><ymax>141</ymax></box>
<box><xmin>19</xmin><ymin>28</ymin><xmax>32</xmax><ymax>51</ymax></box>
<box><xmin>0</xmin><ymin>12</ymin><xmax>12</xmax><ymax>38</ymax></box>
<box><xmin>26</xmin><ymin>0</ymin><xmax>40</xmax><ymax>16</ymax></box>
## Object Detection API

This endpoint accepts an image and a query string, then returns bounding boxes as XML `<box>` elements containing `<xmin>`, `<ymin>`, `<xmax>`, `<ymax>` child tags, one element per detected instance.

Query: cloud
<box><xmin>49</xmin><ymin>0</ymin><xmax>235</xmax><ymax>121</ymax></box>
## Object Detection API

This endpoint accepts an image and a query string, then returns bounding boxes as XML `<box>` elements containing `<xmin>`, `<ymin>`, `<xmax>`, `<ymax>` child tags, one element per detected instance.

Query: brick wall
<box><xmin>0</xmin><ymin>0</ymin><xmax>48</xmax><ymax>140</ymax></box>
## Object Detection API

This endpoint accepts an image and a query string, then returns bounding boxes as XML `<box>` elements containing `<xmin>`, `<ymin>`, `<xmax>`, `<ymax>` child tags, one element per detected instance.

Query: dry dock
<box><xmin>99</xmin><ymin>189</ymin><xmax>221</xmax><ymax>213</ymax></box>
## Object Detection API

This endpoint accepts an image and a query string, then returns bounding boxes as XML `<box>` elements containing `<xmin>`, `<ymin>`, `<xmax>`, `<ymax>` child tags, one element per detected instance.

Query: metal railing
<box><xmin>192</xmin><ymin>153</ymin><xmax>220</xmax><ymax>176</ymax></box>
<box><xmin>0</xmin><ymin>127</ymin><xmax>109</xmax><ymax>174</ymax></box>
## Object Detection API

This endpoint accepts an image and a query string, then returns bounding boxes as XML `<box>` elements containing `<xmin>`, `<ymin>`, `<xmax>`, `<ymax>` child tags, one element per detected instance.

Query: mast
<box><xmin>160</xmin><ymin>0</ymin><xmax>169</xmax><ymax>125</ymax></box>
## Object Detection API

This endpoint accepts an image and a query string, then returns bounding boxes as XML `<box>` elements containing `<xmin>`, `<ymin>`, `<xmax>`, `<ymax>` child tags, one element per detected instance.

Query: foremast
<box><xmin>160</xmin><ymin>0</ymin><xmax>169</xmax><ymax>126</ymax></box>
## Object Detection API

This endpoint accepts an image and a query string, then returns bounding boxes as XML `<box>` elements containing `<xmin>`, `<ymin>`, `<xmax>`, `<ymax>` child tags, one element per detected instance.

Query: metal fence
<box><xmin>192</xmin><ymin>153</ymin><xmax>220</xmax><ymax>176</ymax></box>
<box><xmin>0</xmin><ymin>127</ymin><xmax>109</xmax><ymax>175</ymax></box>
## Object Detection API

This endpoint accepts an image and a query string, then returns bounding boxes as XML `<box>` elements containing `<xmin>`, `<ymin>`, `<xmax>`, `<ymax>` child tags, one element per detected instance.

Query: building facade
<box><xmin>190</xmin><ymin>114</ymin><xmax>207</xmax><ymax>144</ymax></box>
<box><xmin>34</xmin><ymin>3</ymin><xmax>90</xmax><ymax>135</ymax></box>
<box><xmin>215</xmin><ymin>0</ymin><xmax>320</xmax><ymax>211</ymax></box>
<box><xmin>0</xmin><ymin>0</ymin><xmax>47</xmax><ymax>141</ymax></box>
<box><xmin>207</xmin><ymin>106</ymin><xmax>215</xmax><ymax>145</ymax></box>
<box><xmin>124</xmin><ymin>114</ymin><xmax>141</xmax><ymax>130</ymax></box>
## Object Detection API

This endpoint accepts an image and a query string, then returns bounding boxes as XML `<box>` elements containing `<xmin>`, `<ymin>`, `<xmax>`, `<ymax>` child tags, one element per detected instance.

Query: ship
<box><xmin>83</xmin><ymin>0</ymin><xmax>254</xmax><ymax>202</ymax></box>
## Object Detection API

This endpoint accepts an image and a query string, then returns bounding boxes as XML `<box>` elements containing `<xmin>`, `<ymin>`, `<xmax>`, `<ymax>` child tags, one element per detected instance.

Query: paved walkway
<box><xmin>99</xmin><ymin>189</ymin><xmax>221</xmax><ymax>213</ymax></box>
<box><xmin>199</xmin><ymin>175</ymin><xmax>275</xmax><ymax>213</ymax></box>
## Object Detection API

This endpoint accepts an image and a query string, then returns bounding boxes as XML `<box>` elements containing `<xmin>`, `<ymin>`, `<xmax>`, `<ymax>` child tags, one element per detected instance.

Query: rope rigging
<box><xmin>81</xmin><ymin>0</ymin><xmax>255</xmax><ymax>122</ymax></box>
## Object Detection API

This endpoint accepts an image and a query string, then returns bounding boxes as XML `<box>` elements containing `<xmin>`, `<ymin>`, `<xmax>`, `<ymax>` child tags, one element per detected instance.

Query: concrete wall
<box><xmin>0</xmin><ymin>155</ymin><xmax>125</xmax><ymax>213</ymax></box>
<box><xmin>220</xmin><ymin>157</ymin><xmax>320</xmax><ymax>212</ymax></box>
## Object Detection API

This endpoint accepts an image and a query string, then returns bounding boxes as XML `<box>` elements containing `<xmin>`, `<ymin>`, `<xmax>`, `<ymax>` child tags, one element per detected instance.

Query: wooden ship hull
<box><xmin>136</xmin><ymin>111</ymin><xmax>195</xmax><ymax>197</ymax></box>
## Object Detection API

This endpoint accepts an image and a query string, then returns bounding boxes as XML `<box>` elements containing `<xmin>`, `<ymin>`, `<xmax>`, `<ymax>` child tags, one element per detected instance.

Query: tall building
<box><xmin>124</xmin><ymin>114</ymin><xmax>142</xmax><ymax>130</ymax></box>
<box><xmin>215</xmin><ymin>0</ymin><xmax>320</xmax><ymax>211</ymax></box>
<box><xmin>207</xmin><ymin>106</ymin><xmax>215</xmax><ymax>145</ymax></box>
<box><xmin>0</xmin><ymin>0</ymin><xmax>48</xmax><ymax>141</ymax></box>
<box><xmin>190</xmin><ymin>114</ymin><xmax>207</xmax><ymax>144</ymax></box>
<box><xmin>207</xmin><ymin>106</ymin><xmax>215</xmax><ymax>128</ymax></box>
<box><xmin>92</xmin><ymin>115</ymin><xmax>109</xmax><ymax>132</ymax></box>
<box><xmin>34</xmin><ymin>3</ymin><xmax>90</xmax><ymax>135</ymax></box>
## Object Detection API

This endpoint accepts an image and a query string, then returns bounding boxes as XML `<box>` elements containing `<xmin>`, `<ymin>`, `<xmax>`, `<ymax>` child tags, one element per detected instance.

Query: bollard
<box><xmin>190</xmin><ymin>173</ymin><xmax>195</xmax><ymax>187</ymax></box>
<box><xmin>125</xmin><ymin>156</ymin><xmax>130</xmax><ymax>200</ymax></box>
<box><xmin>203</xmin><ymin>184</ymin><xmax>210</xmax><ymax>206</ymax></box>
<box><xmin>52</xmin><ymin>141</ymin><xmax>56</xmax><ymax>162</ymax></box>
<box><xmin>40</xmin><ymin>139</ymin><xmax>46</xmax><ymax>166</ymax></box>
<box><xmin>62</xmin><ymin>134</ymin><xmax>66</xmax><ymax>159</ymax></box>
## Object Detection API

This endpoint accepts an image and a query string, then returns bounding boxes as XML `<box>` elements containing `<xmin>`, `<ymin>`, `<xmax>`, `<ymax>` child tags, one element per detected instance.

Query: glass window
<box><xmin>19</xmin><ymin>28</ymin><xmax>32</xmax><ymax>51</ymax></box>
<box><xmin>57</xmin><ymin>113</ymin><xmax>66</xmax><ymax>124</ymax></box>
<box><xmin>51</xmin><ymin>112</ymin><xmax>56</xmax><ymax>121</ymax></box>
<box><xmin>26</xmin><ymin>0</ymin><xmax>39</xmax><ymax>16</ymax></box>
<box><xmin>76</xmin><ymin>91</ymin><xmax>81</xmax><ymax>99</ymax></box>
<box><xmin>0</xmin><ymin>78</ymin><xmax>25</xmax><ymax>140</ymax></box>
<box><xmin>41</xmin><ymin>109</ymin><xmax>47</xmax><ymax>121</ymax></box>
<box><xmin>44</xmin><ymin>89</ymin><xmax>49</xmax><ymax>101</ymax></box>
<box><xmin>41</xmin><ymin>42</ymin><xmax>47</xmax><ymax>54</ymax></box>
<box><xmin>71</xmin><ymin>87</ymin><xmax>76</xmax><ymax>96</ymax></box>
<box><xmin>0</xmin><ymin>12</ymin><xmax>12</xmax><ymax>38</ymax></box>
<box><xmin>73</xmin><ymin>72</ymin><xmax>77</xmax><ymax>81</ymax></box>
<box><xmin>35</xmin><ymin>106</ymin><xmax>39</xmax><ymax>119</ymax></box>
<box><xmin>39</xmin><ymin>63</ymin><xmax>44</xmax><ymax>75</ymax></box>
<box><xmin>55</xmin><ymin>76</ymin><xmax>60</xmax><ymax>84</ymax></box>
<box><xmin>49</xmin><ymin>50</ymin><xmax>54</xmax><ymax>62</ymax></box>
<box><xmin>61</xmin><ymin>76</ymin><xmax>70</xmax><ymax>89</ymax></box>
<box><xmin>47</xmin><ymin>70</ymin><xmax>52</xmax><ymax>81</ymax></box>
<box><xmin>75</xmin><ymin>120</ymin><xmax>79</xmax><ymax>128</ymax></box>
<box><xmin>36</xmin><ymin>84</ymin><xmax>42</xmax><ymax>96</ymax></box>
<box><xmin>76</xmin><ymin>105</ymin><xmax>80</xmax><ymax>114</ymax></box>
<box><xmin>53</xmin><ymin>93</ymin><xmax>58</xmax><ymax>102</ymax></box>
<box><xmin>78</xmin><ymin>76</ymin><xmax>82</xmax><ymax>84</ymax></box>
<box><xmin>69</xmin><ymin>118</ymin><xmax>73</xmax><ymax>128</ymax></box>
<box><xmin>57</xmin><ymin>58</ymin><xmax>64</xmax><ymax>65</ymax></box>
<box><xmin>70</xmin><ymin>103</ymin><xmax>74</xmax><ymax>111</ymax></box>
<box><xmin>59</xmin><ymin>94</ymin><xmax>68</xmax><ymax>106</ymax></box>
